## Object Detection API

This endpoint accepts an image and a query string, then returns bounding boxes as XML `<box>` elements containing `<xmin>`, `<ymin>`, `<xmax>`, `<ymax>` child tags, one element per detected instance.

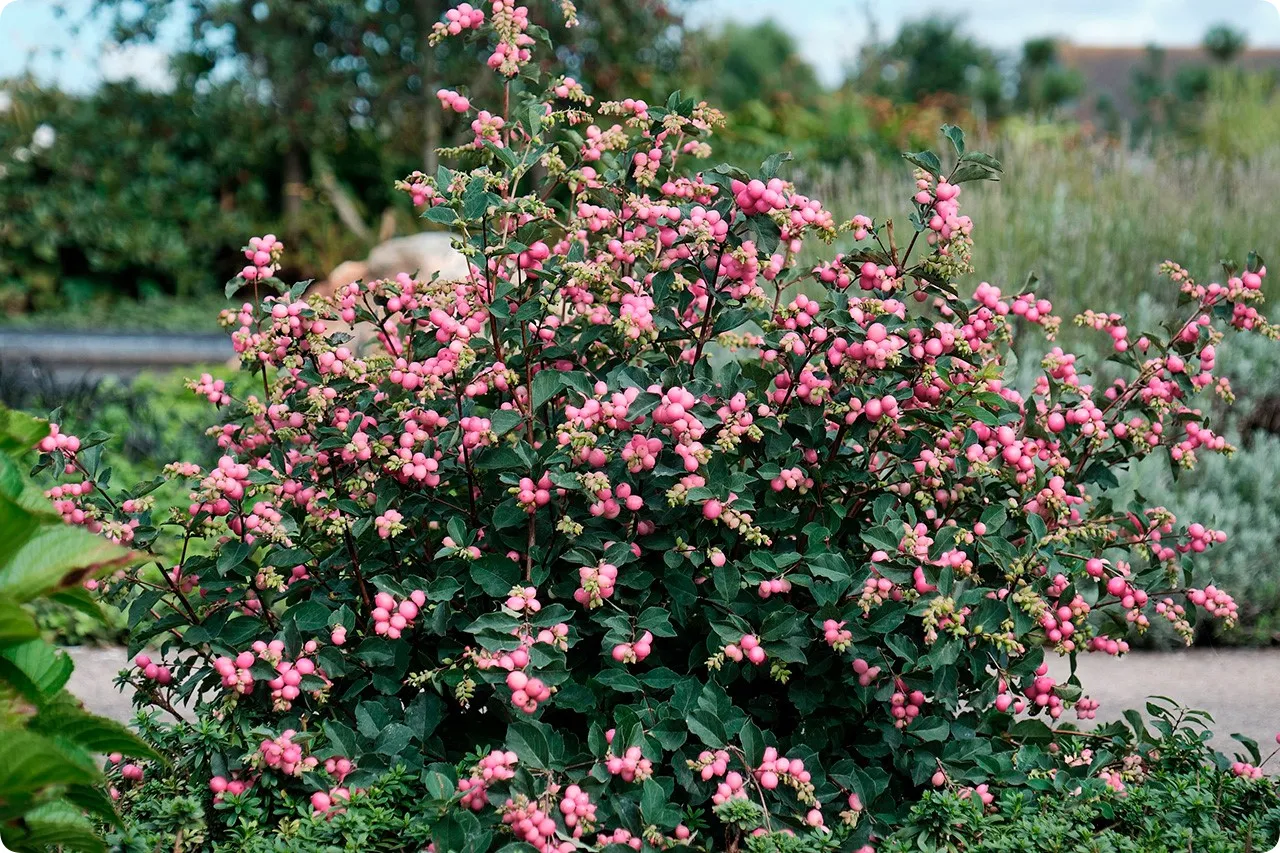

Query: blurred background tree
<box><xmin>1203</xmin><ymin>23</ymin><xmax>1247</xmax><ymax>65</ymax></box>
<box><xmin>2</xmin><ymin>8</ymin><xmax>1280</xmax><ymax>325</ymax></box>
<box><xmin>1015</xmin><ymin>38</ymin><xmax>1083</xmax><ymax>118</ymax></box>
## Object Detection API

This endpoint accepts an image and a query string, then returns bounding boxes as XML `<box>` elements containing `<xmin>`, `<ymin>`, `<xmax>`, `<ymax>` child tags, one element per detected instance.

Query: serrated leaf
<box><xmin>0</xmin><ymin>594</ymin><xmax>38</xmax><ymax>646</ymax></box>
<box><xmin>32</xmin><ymin>692</ymin><xmax>160</xmax><ymax>761</ymax></box>
<box><xmin>0</xmin><ymin>506</ymin><xmax>132</xmax><ymax>603</ymax></box>
<box><xmin>2</xmin><ymin>639</ymin><xmax>73</xmax><ymax>696</ymax></box>
<box><xmin>6</xmin><ymin>799</ymin><xmax>106</xmax><ymax>853</ymax></box>
<box><xmin>0</xmin><ymin>729</ymin><xmax>101</xmax><ymax>823</ymax></box>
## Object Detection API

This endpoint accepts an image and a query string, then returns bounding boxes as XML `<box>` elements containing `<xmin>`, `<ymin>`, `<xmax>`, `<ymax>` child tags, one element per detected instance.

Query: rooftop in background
<box><xmin>1058</xmin><ymin>43</ymin><xmax>1280</xmax><ymax>123</ymax></box>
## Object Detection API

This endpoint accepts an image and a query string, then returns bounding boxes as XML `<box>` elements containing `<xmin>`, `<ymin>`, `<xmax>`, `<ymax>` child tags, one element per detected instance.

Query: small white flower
<box><xmin>31</xmin><ymin>124</ymin><xmax>56</xmax><ymax>151</ymax></box>
<box><xmin>12</xmin><ymin>147</ymin><xmax>29</xmax><ymax>163</ymax></box>
<box><xmin>0</xmin><ymin>91</ymin><xmax>12</xmax><ymax>114</ymax></box>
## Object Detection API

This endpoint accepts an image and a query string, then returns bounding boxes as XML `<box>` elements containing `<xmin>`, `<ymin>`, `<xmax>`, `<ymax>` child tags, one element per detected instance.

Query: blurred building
<box><xmin>1058</xmin><ymin>43</ymin><xmax>1280</xmax><ymax>124</ymax></box>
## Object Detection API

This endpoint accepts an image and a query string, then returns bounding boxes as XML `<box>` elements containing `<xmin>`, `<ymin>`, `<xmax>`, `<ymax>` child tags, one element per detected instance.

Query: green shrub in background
<box><xmin>2</xmin><ymin>366</ymin><xmax>238</xmax><ymax>645</ymax></box>
<box><xmin>1124</xmin><ymin>329</ymin><xmax>1280</xmax><ymax>645</ymax></box>
<box><xmin>0</xmin><ymin>406</ymin><xmax>155</xmax><ymax>853</ymax></box>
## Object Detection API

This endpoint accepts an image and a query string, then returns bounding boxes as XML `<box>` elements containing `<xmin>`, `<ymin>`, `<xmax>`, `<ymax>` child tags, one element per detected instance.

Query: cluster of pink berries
<box><xmin>37</xmin><ymin>422</ymin><xmax>80</xmax><ymax>455</ymax></box>
<box><xmin>756</xmin><ymin>577</ymin><xmax>792</xmax><ymax>598</ymax></box>
<box><xmin>852</xmin><ymin>657</ymin><xmax>882</xmax><ymax>687</ymax></box>
<box><xmin>484</xmin><ymin>2</ymin><xmax>533</xmax><ymax>77</ymax></box>
<box><xmin>192</xmin><ymin>372</ymin><xmax>230</xmax><ymax>406</ymax></box>
<box><xmin>189</xmin><ymin>455</ymin><xmax>251</xmax><ymax>517</ymax></box>
<box><xmin>594</xmin><ymin>828</ymin><xmax>642</xmax><ymax>850</ymax></box>
<box><xmin>693</xmin><ymin>749</ymin><xmax>731</xmax><ymax>781</ymax></box>
<box><xmin>106</xmin><ymin>752</ymin><xmax>144</xmax><ymax>788</ymax></box>
<box><xmin>1076</xmin><ymin>697</ymin><xmax>1100</xmax><ymax>720</ymax></box>
<box><xmin>860</xmin><ymin>569</ymin><xmax>905</xmax><ymax>610</ymax></box>
<box><xmin>755</xmin><ymin>747</ymin><xmax>816</xmax><ymax>804</ymax></box>
<box><xmin>724</xmin><ymin>633</ymin><xmax>766</xmax><ymax>665</ymax></box>
<box><xmin>436</xmin><ymin>88</ymin><xmax>471</xmax><ymax>113</ymax></box>
<box><xmin>1231</xmin><ymin>761</ymin><xmax>1264</xmax><ymax>780</ymax></box>
<box><xmin>458</xmin><ymin>750</ymin><xmax>518</xmax><ymax>810</ymax></box>
<box><xmin>1183</xmin><ymin>522</ymin><xmax>1227</xmax><ymax>554</ymax></box>
<box><xmin>373</xmin><ymin>589</ymin><xmax>425</xmax><ymax>639</ymax></box>
<box><xmin>573</xmin><ymin>561</ymin><xmax>618</xmax><ymax>608</ymax></box>
<box><xmin>240</xmin><ymin>234</ymin><xmax>283</xmax><ymax>282</ymax></box>
<box><xmin>551</xmin><ymin>76</ymin><xmax>585</xmax><ymax>100</ymax></box>
<box><xmin>958</xmin><ymin>782</ymin><xmax>995</xmax><ymax>809</ymax></box>
<box><xmin>46</xmin><ymin>480</ymin><xmax>100</xmax><ymax>532</ymax></box>
<box><xmin>730</xmin><ymin>177</ymin><xmax>792</xmax><ymax>216</ymax></box>
<box><xmin>504</xmin><ymin>669</ymin><xmax>552</xmax><ymax>714</ymax></box>
<box><xmin>1039</xmin><ymin>589</ymin><xmax>1088</xmax><ymax>649</ymax></box>
<box><xmin>515</xmin><ymin>475</ymin><xmax>553</xmax><ymax>512</ymax></box>
<box><xmin>890</xmin><ymin>681</ymin><xmax>926</xmax><ymax>727</ymax></box>
<box><xmin>257</xmin><ymin>730</ymin><xmax>317</xmax><ymax>776</ymax></box>
<box><xmin>208</xmin><ymin>774</ymin><xmax>253</xmax><ymax>802</ymax></box>
<box><xmin>310</xmin><ymin>787</ymin><xmax>351</xmax><ymax>814</ymax></box>
<box><xmin>501</xmin><ymin>795</ymin><xmax>572</xmax><ymax>853</ymax></box>
<box><xmin>1087</xmin><ymin>635</ymin><xmax>1131</xmax><ymax>656</ymax></box>
<box><xmin>505</xmin><ymin>586</ymin><xmax>542</xmax><ymax>614</ymax></box>
<box><xmin>1022</xmin><ymin>664</ymin><xmax>1065</xmax><ymax>719</ymax></box>
<box><xmin>435</xmin><ymin>2</ymin><xmax>484</xmax><ymax>36</ymax></box>
<box><xmin>558</xmin><ymin>784</ymin><xmax>597</xmax><ymax>838</ymax></box>
<box><xmin>610</xmin><ymin>630</ymin><xmax>653</xmax><ymax>664</ymax></box>
<box><xmin>822</xmin><ymin>619</ymin><xmax>852</xmax><ymax>651</ymax></box>
<box><xmin>264</xmin><ymin>648</ymin><xmax>324</xmax><ymax>711</ymax></box>
<box><xmin>213</xmin><ymin>651</ymin><xmax>259</xmax><ymax>694</ymax></box>
<box><xmin>770</xmin><ymin>466</ymin><xmax>814</xmax><ymax>493</ymax></box>
<box><xmin>132</xmin><ymin>653</ymin><xmax>172</xmax><ymax>685</ymax></box>
<box><xmin>1187</xmin><ymin>586</ymin><xmax>1239</xmax><ymax>625</ymax></box>
<box><xmin>374</xmin><ymin>509</ymin><xmax>404</xmax><ymax>539</ymax></box>
<box><xmin>604</xmin><ymin>734</ymin><xmax>652</xmax><ymax>782</ymax></box>
<box><xmin>1105</xmin><ymin>574</ymin><xmax>1150</xmax><ymax>613</ymax></box>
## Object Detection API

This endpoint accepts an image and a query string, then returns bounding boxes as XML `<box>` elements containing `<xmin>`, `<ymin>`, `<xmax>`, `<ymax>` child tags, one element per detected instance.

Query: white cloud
<box><xmin>99</xmin><ymin>42</ymin><xmax>175</xmax><ymax>92</ymax></box>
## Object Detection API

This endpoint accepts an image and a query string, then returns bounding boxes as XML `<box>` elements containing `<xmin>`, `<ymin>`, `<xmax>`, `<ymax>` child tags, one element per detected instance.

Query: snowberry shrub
<box><xmin>40</xmin><ymin>4</ymin><xmax>1278</xmax><ymax>851</ymax></box>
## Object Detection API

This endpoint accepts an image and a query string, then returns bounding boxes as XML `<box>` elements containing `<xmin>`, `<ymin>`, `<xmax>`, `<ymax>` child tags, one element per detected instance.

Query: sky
<box><xmin>3</xmin><ymin>0</ymin><xmax>1280</xmax><ymax>90</ymax></box>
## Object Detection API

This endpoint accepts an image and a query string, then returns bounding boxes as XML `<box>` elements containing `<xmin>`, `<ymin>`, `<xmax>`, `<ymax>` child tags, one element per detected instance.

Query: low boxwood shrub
<box><xmin>885</xmin><ymin>701</ymin><xmax>1280</xmax><ymax>853</ymax></box>
<box><xmin>34</xmin><ymin>4</ymin><xmax>1280</xmax><ymax>851</ymax></box>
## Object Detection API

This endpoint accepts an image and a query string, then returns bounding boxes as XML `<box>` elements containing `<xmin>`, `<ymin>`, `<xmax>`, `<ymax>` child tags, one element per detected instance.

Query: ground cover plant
<box><xmin>28</xmin><ymin>2</ymin><xmax>1280</xmax><ymax>851</ymax></box>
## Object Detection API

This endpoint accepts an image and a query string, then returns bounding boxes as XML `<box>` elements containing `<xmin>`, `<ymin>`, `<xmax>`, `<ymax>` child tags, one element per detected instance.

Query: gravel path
<box><xmin>64</xmin><ymin>646</ymin><xmax>1280</xmax><ymax>758</ymax></box>
<box><xmin>1046</xmin><ymin>648</ymin><xmax>1280</xmax><ymax>755</ymax></box>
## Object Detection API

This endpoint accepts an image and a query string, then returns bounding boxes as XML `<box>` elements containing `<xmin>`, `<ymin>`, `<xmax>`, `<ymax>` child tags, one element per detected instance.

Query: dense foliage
<box><xmin>0</xmin><ymin>406</ymin><xmax>155</xmax><ymax>853</ymax></box>
<box><xmin>31</xmin><ymin>5</ymin><xmax>1280</xmax><ymax>852</ymax></box>
<box><xmin>883</xmin><ymin>700</ymin><xmax>1280</xmax><ymax>853</ymax></box>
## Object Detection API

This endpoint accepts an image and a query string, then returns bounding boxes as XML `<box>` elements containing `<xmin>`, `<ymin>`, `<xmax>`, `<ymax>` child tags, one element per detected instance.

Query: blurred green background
<box><xmin>5</xmin><ymin>0</ymin><xmax>1280</xmax><ymax>645</ymax></box>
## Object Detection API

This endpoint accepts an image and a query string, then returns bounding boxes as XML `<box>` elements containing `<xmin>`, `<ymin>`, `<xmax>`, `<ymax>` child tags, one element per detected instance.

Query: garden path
<box><xmin>64</xmin><ymin>646</ymin><xmax>1280</xmax><ymax>764</ymax></box>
